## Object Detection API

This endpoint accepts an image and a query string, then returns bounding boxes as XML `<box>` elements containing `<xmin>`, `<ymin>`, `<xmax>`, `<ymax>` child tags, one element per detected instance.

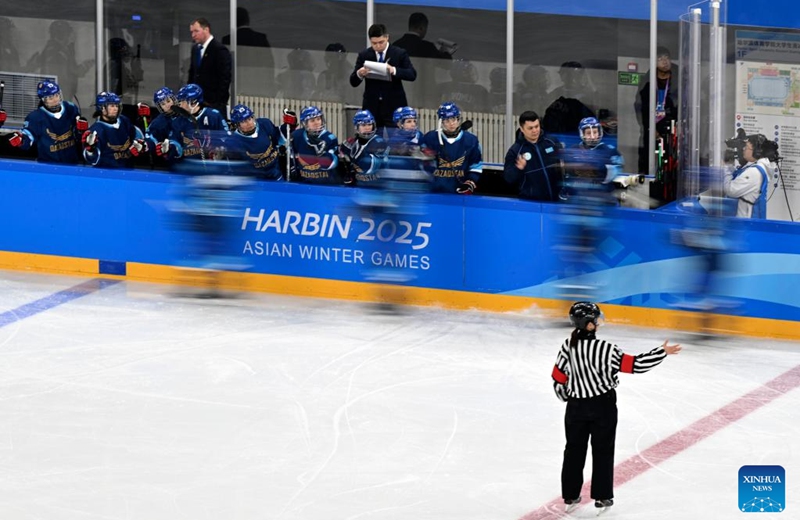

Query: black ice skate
<box><xmin>595</xmin><ymin>499</ymin><xmax>613</xmax><ymax>516</ymax></box>
<box><xmin>564</xmin><ymin>496</ymin><xmax>582</xmax><ymax>513</ymax></box>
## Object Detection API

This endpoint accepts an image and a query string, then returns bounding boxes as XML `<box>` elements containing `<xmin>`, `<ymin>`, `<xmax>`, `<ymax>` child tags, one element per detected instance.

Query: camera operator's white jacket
<box><xmin>723</xmin><ymin>157</ymin><xmax>771</xmax><ymax>218</ymax></box>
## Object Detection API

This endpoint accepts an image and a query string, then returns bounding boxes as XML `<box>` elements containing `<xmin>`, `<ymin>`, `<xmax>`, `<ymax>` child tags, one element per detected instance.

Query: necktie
<box><xmin>194</xmin><ymin>44</ymin><xmax>203</xmax><ymax>68</ymax></box>
<box><xmin>378</xmin><ymin>51</ymin><xmax>384</xmax><ymax>63</ymax></box>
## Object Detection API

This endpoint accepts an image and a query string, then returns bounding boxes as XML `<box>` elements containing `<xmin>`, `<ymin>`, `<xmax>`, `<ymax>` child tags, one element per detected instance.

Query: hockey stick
<box><xmin>0</xmin><ymin>81</ymin><xmax>5</xmax><ymax>110</ymax></box>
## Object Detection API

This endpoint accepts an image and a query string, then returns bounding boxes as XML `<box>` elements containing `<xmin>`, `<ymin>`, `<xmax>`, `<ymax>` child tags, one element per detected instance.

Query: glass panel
<box><xmin>0</xmin><ymin>7</ymin><xmax>96</xmax><ymax>126</ymax></box>
<box><xmin>103</xmin><ymin>1</ymin><xmax>230</xmax><ymax>117</ymax></box>
<box><xmin>372</xmin><ymin>4</ymin><xmax>507</xmax><ymax>166</ymax></box>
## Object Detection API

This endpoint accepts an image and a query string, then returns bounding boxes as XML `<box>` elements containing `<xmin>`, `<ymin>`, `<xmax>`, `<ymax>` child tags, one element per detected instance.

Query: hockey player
<box><xmin>82</xmin><ymin>91</ymin><xmax>147</xmax><ymax>169</ymax></box>
<box><xmin>227</xmin><ymin>103</ymin><xmax>285</xmax><ymax>180</ymax></box>
<box><xmin>560</xmin><ymin>116</ymin><xmax>623</xmax><ymax>205</ymax></box>
<box><xmin>144</xmin><ymin>86</ymin><xmax>181</xmax><ymax>161</ymax></box>
<box><xmin>338</xmin><ymin>109</ymin><xmax>387</xmax><ymax>187</ymax></box>
<box><xmin>7</xmin><ymin>79</ymin><xmax>88</xmax><ymax>163</ymax></box>
<box><xmin>421</xmin><ymin>101</ymin><xmax>482</xmax><ymax>194</ymax></box>
<box><xmin>169</xmin><ymin>83</ymin><xmax>229</xmax><ymax>164</ymax></box>
<box><xmin>388</xmin><ymin>106</ymin><xmax>423</xmax><ymax>151</ymax></box>
<box><xmin>553</xmin><ymin>302</ymin><xmax>681</xmax><ymax>515</ymax></box>
<box><xmin>290</xmin><ymin>105</ymin><xmax>340</xmax><ymax>185</ymax></box>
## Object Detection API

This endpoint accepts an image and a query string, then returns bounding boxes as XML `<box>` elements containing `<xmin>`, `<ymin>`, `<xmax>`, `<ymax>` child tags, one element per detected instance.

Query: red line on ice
<box><xmin>518</xmin><ymin>364</ymin><xmax>800</xmax><ymax>520</ymax></box>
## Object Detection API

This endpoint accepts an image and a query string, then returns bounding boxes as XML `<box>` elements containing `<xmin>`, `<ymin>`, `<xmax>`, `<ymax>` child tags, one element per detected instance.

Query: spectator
<box><xmin>503</xmin><ymin>110</ymin><xmax>563</xmax><ymax>201</ymax></box>
<box><xmin>106</xmin><ymin>38</ymin><xmax>144</xmax><ymax>102</ymax></box>
<box><xmin>350</xmin><ymin>24</ymin><xmax>417</xmax><ymax>129</ymax></box>
<box><xmin>421</xmin><ymin>102</ymin><xmax>482</xmax><ymax>194</ymax></box>
<box><xmin>35</xmin><ymin>21</ymin><xmax>94</xmax><ymax>103</ymax></box>
<box><xmin>188</xmin><ymin>18</ymin><xmax>232</xmax><ymax>114</ymax></box>
<box><xmin>314</xmin><ymin>43</ymin><xmax>350</xmax><ymax>102</ymax></box>
<box><xmin>0</xmin><ymin>17</ymin><xmax>22</xmax><ymax>72</ymax></box>
<box><xmin>7</xmin><ymin>79</ymin><xmax>88</xmax><ymax>164</ymax></box>
<box><xmin>515</xmin><ymin>65</ymin><xmax>550</xmax><ymax>117</ymax></box>
<box><xmin>392</xmin><ymin>12</ymin><xmax>452</xmax><ymax>60</ymax></box>
<box><xmin>542</xmin><ymin>61</ymin><xmax>596</xmax><ymax>136</ymax></box>
<box><xmin>276</xmin><ymin>48</ymin><xmax>316</xmax><ymax>100</ymax></box>
<box><xmin>489</xmin><ymin>67</ymin><xmax>507</xmax><ymax>114</ymax></box>
<box><xmin>222</xmin><ymin>8</ymin><xmax>271</xmax><ymax>47</ymax></box>
<box><xmin>438</xmin><ymin>60</ymin><xmax>489</xmax><ymax>113</ymax></box>
<box><xmin>636</xmin><ymin>46</ymin><xmax>679</xmax><ymax>174</ymax></box>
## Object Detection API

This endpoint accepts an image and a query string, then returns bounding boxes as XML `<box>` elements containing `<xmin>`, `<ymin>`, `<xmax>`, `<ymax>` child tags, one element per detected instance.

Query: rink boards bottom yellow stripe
<box><xmin>0</xmin><ymin>251</ymin><xmax>795</xmax><ymax>340</ymax></box>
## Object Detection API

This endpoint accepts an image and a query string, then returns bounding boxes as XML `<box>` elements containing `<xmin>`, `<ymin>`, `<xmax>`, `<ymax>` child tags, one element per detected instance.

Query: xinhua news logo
<box><xmin>739</xmin><ymin>465</ymin><xmax>785</xmax><ymax>513</ymax></box>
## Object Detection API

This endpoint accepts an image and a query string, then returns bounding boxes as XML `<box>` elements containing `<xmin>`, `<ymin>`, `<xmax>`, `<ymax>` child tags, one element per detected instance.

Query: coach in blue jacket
<box><xmin>504</xmin><ymin>110</ymin><xmax>564</xmax><ymax>201</ymax></box>
<box><xmin>350</xmin><ymin>24</ymin><xmax>417</xmax><ymax>129</ymax></box>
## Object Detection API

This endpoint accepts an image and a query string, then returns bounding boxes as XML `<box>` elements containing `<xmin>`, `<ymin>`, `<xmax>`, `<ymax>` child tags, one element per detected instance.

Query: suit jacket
<box><xmin>349</xmin><ymin>44</ymin><xmax>416</xmax><ymax>127</ymax></box>
<box><xmin>221</xmin><ymin>27</ymin><xmax>270</xmax><ymax>47</ymax></box>
<box><xmin>392</xmin><ymin>33</ymin><xmax>451</xmax><ymax>60</ymax></box>
<box><xmin>188</xmin><ymin>37</ymin><xmax>232</xmax><ymax>108</ymax></box>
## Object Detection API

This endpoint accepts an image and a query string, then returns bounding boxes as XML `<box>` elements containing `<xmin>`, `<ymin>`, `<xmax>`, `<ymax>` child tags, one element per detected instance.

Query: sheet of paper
<box><xmin>364</xmin><ymin>60</ymin><xmax>391</xmax><ymax>81</ymax></box>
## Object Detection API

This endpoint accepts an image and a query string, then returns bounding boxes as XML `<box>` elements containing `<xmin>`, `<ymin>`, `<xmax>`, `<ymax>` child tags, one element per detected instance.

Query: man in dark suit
<box><xmin>221</xmin><ymin>8</ymin><xmax>270</xmax><ymax>47</ymax></box>
<box><xmin>188</xmin><ymin>17</ymin><xmax>232</xmax><ymax>114</ymax></box>
<box><xmin>392</xmin><ymin>12</ymin><xmax>452</xmax><ymax>60</ymax></box>
<box><xmin>350</xmin><ymin>23</ymin><xmax>417</xmax><ymax>129</ymax></box>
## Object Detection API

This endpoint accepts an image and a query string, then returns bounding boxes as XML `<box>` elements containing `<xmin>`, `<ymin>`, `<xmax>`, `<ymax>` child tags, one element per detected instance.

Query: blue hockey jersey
<box><xmin>169</xmin><ymin>107</ymin><xmax>229</xmax><ymax>161</ymax></box>
<box><xmin>228</xmin><ymin>118</ymin><xmax>285</xmax><ymax>180</ymax></box>
<box><xmin>421</xmin><ymin>129</ymin><xmax>483</xmax><ymax>194</ymax></box>
<box><xmin>19</xmin><ymin>102</ymin><xmax>83</xmax><ymax>163</ymax></box>
<box><xmin>290</xmin><ymin>128</ymin><xmax>340</xmax><ymax>185</ymax></box>
<box><xmin>339</xmin><ymin>135</ymin><xmax>387</xmax><ymax>188</ymax></box>
<box><xmin>83</xmin><ymin>115</ymin><xmax>144</xmax><ymax>169</ymax></box>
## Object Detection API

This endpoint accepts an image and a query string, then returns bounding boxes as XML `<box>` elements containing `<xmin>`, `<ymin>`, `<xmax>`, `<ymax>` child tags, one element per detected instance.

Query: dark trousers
<box><xmin>561</xmin><ymin>389</ymin><xmax>618</xmax><ymax>501</ymax></box>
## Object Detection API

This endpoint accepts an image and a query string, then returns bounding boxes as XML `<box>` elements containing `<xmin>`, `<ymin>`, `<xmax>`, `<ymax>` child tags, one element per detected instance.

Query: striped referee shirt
<box><xmin>551</xmin><ymin>334</ymin><xmax>667</xmax><ymax>401</ymax></box>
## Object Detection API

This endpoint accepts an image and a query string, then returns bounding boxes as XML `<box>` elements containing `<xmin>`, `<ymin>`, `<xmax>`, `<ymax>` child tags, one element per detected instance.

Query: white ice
<box><xmin>0</xmin><ymin>271</ymin><xmax>798</xmax><ymax>520</ymax></box>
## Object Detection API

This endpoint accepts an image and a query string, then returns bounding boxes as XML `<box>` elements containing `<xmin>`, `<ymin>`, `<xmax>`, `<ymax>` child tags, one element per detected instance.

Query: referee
<box><xmin>551</xmin><ymin>301</ymin><xmax>681</xmax><ymax>513</ymax></box>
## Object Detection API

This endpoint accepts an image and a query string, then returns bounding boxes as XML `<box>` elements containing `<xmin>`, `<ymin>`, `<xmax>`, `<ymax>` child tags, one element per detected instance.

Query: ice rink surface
<box><xmin>0</xmin><ymin>271</ymin><xmax>797</xmax><ymax>520</ymax></box>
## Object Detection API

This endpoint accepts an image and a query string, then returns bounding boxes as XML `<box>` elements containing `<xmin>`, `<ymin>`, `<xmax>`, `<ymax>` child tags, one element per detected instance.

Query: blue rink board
<box><xmin>1</xmin><ymin>158</ymin><xmax>799</xmax><ymax>322</ymax></box>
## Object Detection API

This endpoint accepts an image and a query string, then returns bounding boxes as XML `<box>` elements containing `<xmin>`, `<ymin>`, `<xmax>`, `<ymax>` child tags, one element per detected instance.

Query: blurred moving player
<box><xmin>170</xmin><ymin>83</ymin><xmax>229</xmax><ymax>164</ymax></box>
<box><xmin>8</xmin><ymin>79</ymin><xmax>88</xmax><ymax>163</ymax></box>
<box><xmin>422</xmin><ymin>101</ymin><xmax>482</xmax><ymax>194</ymax></box>
<box><xmin>290</xmin><ymin>105</ymin><xmax>340</xmax><ymax>184</ymax></box>
<box><xmin>82</xmin><ymin>91</ymin><xmax>147</xmax><ymax>169</ymax></box>
<box><xmin>560</xmin><ymin>116</ymin><xmax>623</xmax><ymax>205</ymax></box>
<box><xmin>227</xmin><ymin>103</ymin><xmax>285</xmax><ymax>180</ymax></box>
<box><xmin>339</xmin><ymin>109</ymin><xmax>387</xmax><ymax>187</ymax></box>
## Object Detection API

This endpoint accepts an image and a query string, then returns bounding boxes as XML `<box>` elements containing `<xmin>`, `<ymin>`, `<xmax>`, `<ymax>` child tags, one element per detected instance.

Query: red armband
<box><xmin>620</xmin><ymin>354</ymin><xmax>635</xmax><ymax>374</ymax></box>
<box><xmin>552</xmin><ymin>365</ymin><xmax>568</xmax><ymax>385</ymax></box>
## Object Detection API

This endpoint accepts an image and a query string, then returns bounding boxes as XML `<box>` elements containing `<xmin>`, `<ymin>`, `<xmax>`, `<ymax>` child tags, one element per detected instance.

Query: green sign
<box><xmin>618</xmin><ymin>72</ymin><xmax>642</xmax><ymax>85</ymax></box>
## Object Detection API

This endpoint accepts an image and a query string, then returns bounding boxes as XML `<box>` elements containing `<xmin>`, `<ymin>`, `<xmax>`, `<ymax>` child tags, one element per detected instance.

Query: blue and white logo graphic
<box><xmin>739</xmin><ymin>465</ymin><xmax>785</xmax><ymax>513</ymax></box>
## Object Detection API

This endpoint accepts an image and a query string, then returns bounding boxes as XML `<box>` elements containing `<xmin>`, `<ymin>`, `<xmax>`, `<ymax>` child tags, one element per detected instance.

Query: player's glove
<box><xmin>155</xmin><ymin>139</ymin><xmax>171</xmax><ymax>157</ymax></box>
<box><xmin>129</xmin><ymin>138</ymin><xmax>148</xmax><ymax>157</ymax></box>
<box><xmin>8</xmin><ymin>132</ymin><xmax>23</xmax><ymax>147</ymax></box>
<box><xmin>82</xmin><ymin>130</ymin><xmax>98</xmax><ymax>152</ymax></box>
<box><xmin>456</xmin><ymin>179</ymin><xmax>476</xmax><ymax>195</ymax></box>
<box><xmin>283</xmin><ymin>108</ymin><xmax>298</xmax><ymax>127</ymax></box>
<box><xmin>0</xmin><ymin>109</ymin><xmax>7</xmax><ymax>127</ymax></box>
<box><xmin>137</xmin><ymin>103</ymin><xmax>151</xmax><ymax>118</ymax></box>
<box><xmin>75</xmin><ymin>116</ymin><xmax>89</xmax><ymax>132</ymax></box>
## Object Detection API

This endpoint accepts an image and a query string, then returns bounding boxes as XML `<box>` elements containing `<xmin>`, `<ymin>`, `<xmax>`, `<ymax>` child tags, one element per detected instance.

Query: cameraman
<box><xmin>723</xmin><ymin>134</ymin><xmax>772</xmax><ymax>218</ymax></box>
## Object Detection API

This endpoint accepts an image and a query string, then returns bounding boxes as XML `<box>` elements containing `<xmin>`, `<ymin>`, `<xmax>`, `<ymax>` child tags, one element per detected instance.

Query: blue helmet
<box><xmin>437</xmin><ymin>102</ymin><xmax>461</xmax><ymax>121</ymax></box>
<box><xmin>353</xmin><ymin>109</ymin><xmax>376</xmax><ymax>139</ymax></box>
<box><xmin>230</xmin><ymin>104</ymin><xmax>255</xmax><ymax>124</ymax></box>
<box><xmin>37</xmin><ymin>80</ymin><xmax>61</xmax><ymax>99</ymax></box>
<box><xmin>578</xmin><ymin>116</ymin><xmax>602</xmax><ymax>147</ymax></box>
<box><xmin>153</xmin><ymin>87</ymin><xmax>175</xmax><ymax>107</ymax></box>
<box><xmin>176</xmin><ymin>83</ymin><xmax>203</xmax><ymax>105</ymax></box>
<box><xmin>300</xmin><ymin>105</ymin><xmax>326</xmax><ymax>137</ymax></box>
<box><xmin>392</xmin><ymin>106</ymin><xmax>417</xmax><ymax>125</ymax></box>
<box><xmin>95</xmin><ymin>91</ymin><xmax>121</xmax><ymax>108</ymax></box>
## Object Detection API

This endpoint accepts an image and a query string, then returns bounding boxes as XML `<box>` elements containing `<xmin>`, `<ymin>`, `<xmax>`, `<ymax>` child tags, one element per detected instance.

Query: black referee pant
<box><xmin>561</xmin><ymin>389</ymin><xmax>618</xmax><ymax>501</ymax></box>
